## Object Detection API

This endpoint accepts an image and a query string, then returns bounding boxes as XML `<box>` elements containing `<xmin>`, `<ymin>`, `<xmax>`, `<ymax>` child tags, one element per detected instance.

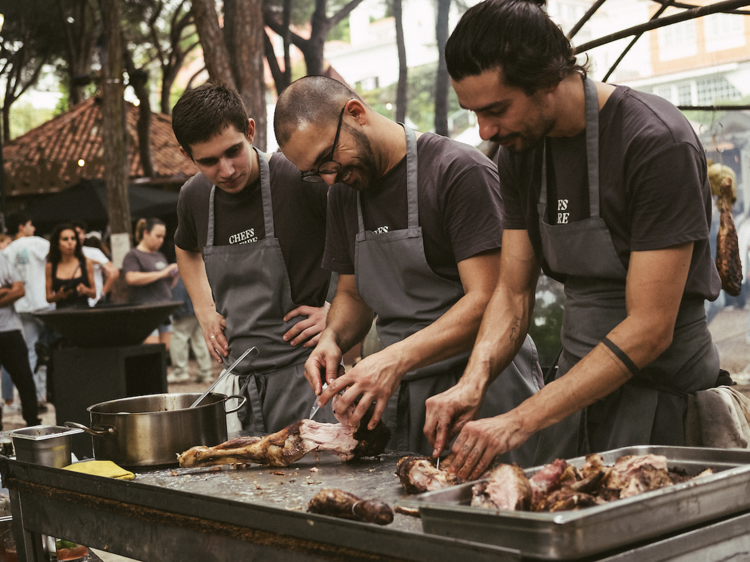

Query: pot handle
<box><xmin>64</xmin><ymin>421</ymin><xmax>117</xmax><ymax>437</ymax></box>
<box><xmin>224</xmin><ymin>395</ymin><xmax>248</xmax><ymax>415</ymax></box>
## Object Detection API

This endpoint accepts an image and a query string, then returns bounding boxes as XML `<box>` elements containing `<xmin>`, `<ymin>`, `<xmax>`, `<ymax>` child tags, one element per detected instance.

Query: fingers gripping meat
<box><xmin>307</xmin><ymin>489</ymin><xmax>394</xmax><ymax>525</ymax></box>
<box><xmin>177</xmin><ymin>407</ymin><xmax>391</xmax><ymax>468</ymax></box>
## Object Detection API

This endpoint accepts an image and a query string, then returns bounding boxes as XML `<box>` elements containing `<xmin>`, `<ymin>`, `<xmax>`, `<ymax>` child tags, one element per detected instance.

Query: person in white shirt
<box><xmin>3</xmin><ymin>213</ymin><xmax>52</xmax><ymax>406</ymax></box>
<box><xmin>71</xmin><ymin>220</ymin><xmax>119</xmax><ymax>306</ymax></box>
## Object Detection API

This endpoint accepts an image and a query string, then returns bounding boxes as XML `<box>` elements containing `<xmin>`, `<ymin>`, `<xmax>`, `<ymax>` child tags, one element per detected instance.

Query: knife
<box><xmin>190</xmin><ymin>346</ymin><xmax>259</xmax><ymax>408</ymax></box>
<box><xmin>308</xmin><ymin>382</ymin><xmax>328</xmax><ymax>420</ymax></box>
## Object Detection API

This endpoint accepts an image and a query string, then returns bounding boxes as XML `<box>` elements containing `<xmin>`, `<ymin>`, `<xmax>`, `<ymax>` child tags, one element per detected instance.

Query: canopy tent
<box><xmin>24</xmin><ymin>179</ymin><xmax>179</xmax><ymax>233</ymax></box>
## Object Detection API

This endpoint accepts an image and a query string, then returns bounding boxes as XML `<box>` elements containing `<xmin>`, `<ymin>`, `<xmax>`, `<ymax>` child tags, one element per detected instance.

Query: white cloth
<box><xmin>82</xmin><ymin>246</ymin><xmax>111</xmax><ymax>306</ymax></box>
<box><xmin>0</xmin><ymin>252</ymin><xmax>22</xmax><ymax>332</ymax></box>
<box><xmin>214</xmin><ymin>372</ymin><xmax>243</xmax><ymax>436</ymax></box>
<box><xmin>4</xmin><ymin>236</ymin><xmax>52</xmax><ymax>314</ymax></box>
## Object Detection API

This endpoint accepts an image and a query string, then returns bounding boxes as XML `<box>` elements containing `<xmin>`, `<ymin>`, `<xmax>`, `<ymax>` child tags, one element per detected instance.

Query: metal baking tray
<box><xmin>399</xmin><ymin>446</ymin><xmax>750</xmax><ymax>560</ymax></box>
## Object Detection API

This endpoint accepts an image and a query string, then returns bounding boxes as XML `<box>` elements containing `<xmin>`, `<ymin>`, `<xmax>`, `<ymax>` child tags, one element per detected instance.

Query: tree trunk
<box><xmin>124</xmin><ymin>53</ymin><xmax>154</xmax><ymax>178</ymax></box>
<box><xmin>227</xmin><ymin>0</ymin><xmax>267</xmax><ymax>151</ymax></box>
<box><xmin>393</xmin><ymin>0</ymin><xmax>408</xmax><ymax>124</ymax></box>
<box><xmin>191</xmin><ymin>0</ymin><xmax>237</xmax><ymax>88</ymax></box>
<box><xmin>434</xmin><ymin>0</ymin><xmax>451</xmax><ymax>137</ymax></box>
<box><xmin>99</xmin><ymin>0</ymin><xmax>132</xmax><ymax>267</ymax></box>
<box><xmin>305</xmin><ymin>0</ymin><xmax>332</xmax><ymax>76</ymax></box>
<box><xmin>265</xmin><ymin>31</ymin><xmax>286</xmax><ymax>96</ymax></box>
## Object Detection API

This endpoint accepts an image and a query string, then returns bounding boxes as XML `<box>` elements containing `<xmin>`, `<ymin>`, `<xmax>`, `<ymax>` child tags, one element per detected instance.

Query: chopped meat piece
<box><xmin>619</xmin><ymin>464</ymin><xmax>674</xmax><ymax>499</ymax></box>
<box><xmin>396</xmin><ymin>456</ymin><xmax>462</xmax><ymax>494</ymax></box>
<box><xmin>470</xmin><ymin>482</ymin><xmax>498</xmax><ymax>509</ymax></box>
<box><xmin>484</xmin><ymin>464</ymin><xmax>532</xmax><ymax>511</ymax></box>
<box><xmin>569</xmin><ymin>469</ymin><xmax>607</xmax><ymax>494</ymax></box>
<box><xmin>544</xmin><ymin>488</ymin><xmax>598</xmax><ymax>512</ymax></box>
<box><xmin>177</xmin><ymin>406</ymin><xmax>390</xmax><ymax>468</ymax></box>
<box><xmin>308</xmin><ymin>489</ymin><xmax>393</xmax><ymax>525</ymax></box>
<box><xmin>529</xmin><ymin>458</ymin><xmax>568</xmax><ymax>507</ymax></box>
<box><xmin>580</xmin><ymin>453</ymin><xmax>605</xmax><ymax>478</ymax></box>
<box><xmin>559</xmin><ymin>464</ymin><xmax>582</xmax><ymax>486</ymax></box>
<box><xmin>603</xmin><ymin>454</ymin><xmax>668</xmax><ymax>490</ymax></box>
<box><xmin>394</xmin><ymin>505</ymin><xmax>421</xmax><ymax>517</ymax></box>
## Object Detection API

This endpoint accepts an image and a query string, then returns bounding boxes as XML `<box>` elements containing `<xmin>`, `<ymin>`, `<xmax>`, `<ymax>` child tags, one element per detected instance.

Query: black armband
<box><xmin>601</xmin><ymin>337</ymin><xmax>640</xmax><ymax>375</ymax></box>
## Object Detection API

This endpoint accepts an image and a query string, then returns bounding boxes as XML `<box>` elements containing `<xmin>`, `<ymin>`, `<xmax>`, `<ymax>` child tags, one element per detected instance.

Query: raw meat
<box><xmin>716</xmin><ymin>175</ymin><xmax>743</xmax><ymax>296</ymax></box>
<box><xmin>177</xmin><ymin>407</ymin><xmax>391</xmax><ymax>468</ymax></box>
<box><xmin>308</xmin><ymin>489</ymin><xmax>394</xmax><ymax>525</ymax></box>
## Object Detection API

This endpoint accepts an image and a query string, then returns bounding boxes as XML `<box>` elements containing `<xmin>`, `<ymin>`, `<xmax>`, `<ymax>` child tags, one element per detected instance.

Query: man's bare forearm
<box><xmin>175</xmin><ymin>248</ymin><xmax>215</xmax><ymax>312</ymax></box>
<box><xmin>324</xmin><ymin>276</ymin><xmax>374</xmax><ymax>355</ymax></box>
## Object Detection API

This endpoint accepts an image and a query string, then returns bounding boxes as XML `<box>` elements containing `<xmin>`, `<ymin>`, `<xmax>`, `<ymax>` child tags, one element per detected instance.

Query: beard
<box><xmin>335</xmin><ymin>124</ymin><xmax>380</xmax><ymax>191</ymax></box>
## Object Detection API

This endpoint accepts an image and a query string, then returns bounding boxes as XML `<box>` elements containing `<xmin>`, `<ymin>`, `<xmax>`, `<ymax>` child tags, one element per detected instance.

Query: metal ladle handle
<box><xmin>64</xmin><ymin>421</ymin><xmax>117</xmax><ymax>437</ymax></box>
<box><xmin>190</xmin><ymin>346</ymin><xmax>259</xmax><ymax>408</ymax></box>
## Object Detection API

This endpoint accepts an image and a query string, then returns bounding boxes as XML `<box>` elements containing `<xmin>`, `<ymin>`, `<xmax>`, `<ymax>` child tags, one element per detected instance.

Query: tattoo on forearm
<box><xmin>510</xmin><ymin>315</ymin><xmax>521</xmax><ymax>343</ymax></box>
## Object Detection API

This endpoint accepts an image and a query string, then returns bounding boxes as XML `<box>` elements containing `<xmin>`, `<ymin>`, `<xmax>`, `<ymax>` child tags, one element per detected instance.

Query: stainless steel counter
<box><xmin>1</xmin><ymin>452</ymin><xmax>749</xmax><ymax>562</ymax></box>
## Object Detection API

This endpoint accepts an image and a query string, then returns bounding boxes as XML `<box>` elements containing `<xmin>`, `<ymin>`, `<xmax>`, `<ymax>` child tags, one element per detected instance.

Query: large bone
<box><xmin>178</xmin><ymin>408</ymin><xmax>391</xmax><ymax>468</ymax></box>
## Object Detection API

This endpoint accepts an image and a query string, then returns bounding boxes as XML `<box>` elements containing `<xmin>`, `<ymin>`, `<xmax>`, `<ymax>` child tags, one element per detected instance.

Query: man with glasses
<box><xmin>274</xmin><ymin>76</ymin><xmax>542</xmax><ymax>462</ymax></box>
<box><xmin>171</xmin><ymin>83</ymin><xmax>336</xmax><ymax>433</ymax></box>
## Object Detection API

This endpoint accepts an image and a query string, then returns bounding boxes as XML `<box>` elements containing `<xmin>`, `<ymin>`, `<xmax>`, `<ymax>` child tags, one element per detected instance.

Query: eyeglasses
<box><xmin>301</xmin><ymin>102</ymin><xmax>349</xmax><ymax>183</ymax></box>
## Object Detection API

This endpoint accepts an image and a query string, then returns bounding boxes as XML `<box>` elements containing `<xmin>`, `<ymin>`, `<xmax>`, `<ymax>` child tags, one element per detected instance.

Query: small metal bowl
<box><xmin>11</xmin><ymin>425</ymin><xmax>84</xmax><ymax>468</ymax></box>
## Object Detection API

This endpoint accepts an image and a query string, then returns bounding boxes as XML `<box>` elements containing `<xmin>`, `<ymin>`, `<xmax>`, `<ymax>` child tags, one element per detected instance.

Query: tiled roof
<box><xmin>3</xmin><ymin>97</ymin><xmax>198</xmax><ymax>196</ymax></box>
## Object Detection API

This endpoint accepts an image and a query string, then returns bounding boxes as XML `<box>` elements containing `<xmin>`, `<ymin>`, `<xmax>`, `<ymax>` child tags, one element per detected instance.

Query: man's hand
<box><xmin>283</xmin><ymin>302</ymin><xmax>331</xmax><ymax>347</ymax></box>
<box><xmin>424</xmin><ymin>380</ymin><xmax>486</xmax><ymax>459</ymax></box>
<box><xmin>303</xmin><ymin>331</ymin><xmax>343</xmax><ymax>395</ymax></box>
<box><xmin>318</xmin><ymin>348</ymin><xmax>403</xmax><ymax>431</ymax></box>
<box><xmin>448</xmin><ymin>411</ymin><xmax>530</xmax><ymax>480</ymax></box>
<box><xmin>196</xmin><ymin>306</ymin><xmax>228</xmax><ymax>362</ymax></box>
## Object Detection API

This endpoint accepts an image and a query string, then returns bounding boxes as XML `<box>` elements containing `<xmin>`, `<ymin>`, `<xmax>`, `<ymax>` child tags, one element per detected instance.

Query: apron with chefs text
<box><xmin>355</xmin><ymin>126</ymin><xmax>543</xmax><ymax>463</ymax></box>
<box><xmin>203</xmin><ymin>149</ymin><xmax>336</xmax><ymax>434</ymax></box>
<box><xmin>532</xmin><ymin>77</ymin><xmax>719</xmax><ymax>464</ymax></box>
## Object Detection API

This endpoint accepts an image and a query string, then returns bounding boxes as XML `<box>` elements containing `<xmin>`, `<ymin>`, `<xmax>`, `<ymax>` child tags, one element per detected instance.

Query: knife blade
<box><xmin>309</xmin><ymin>382</ymin><xmax>328</xmax><ymax>419</ymax></box>
<box><xmin>190</xmin><ymin>346</ymin><xmax>259</xmax><ymax>408</ymax></box>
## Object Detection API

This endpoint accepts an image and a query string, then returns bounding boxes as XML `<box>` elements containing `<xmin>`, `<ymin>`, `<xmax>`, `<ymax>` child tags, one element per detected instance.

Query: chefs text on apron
<box><xmin>532</xmin><ymin>77</ymin><xmax>719</xmax><ymax>464</ymax></box>
<box><xmin>202</xmin><ymin>149</ymin><xmax>336</xmax><ymax>434</ymax></box>
<box><xmin>355</xmin><ymin>126</ymin><xmax>543</xmax><ymax>464</ymax></box>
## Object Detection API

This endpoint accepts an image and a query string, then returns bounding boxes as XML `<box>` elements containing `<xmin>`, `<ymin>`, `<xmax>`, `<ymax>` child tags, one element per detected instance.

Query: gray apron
<box><xmin>355</xmin><ymin>126</ymin><xmax>543</xmax><ymax>463</ymax></box>
<box><xmin>532</xmin><ymin>78</ymin><xmax>719</xmax><ymax>464</ymax></box>
<box><xmin>202</xmin><ymin>149</ymin><xmax>335</xmax><ymax>433</ymax></box>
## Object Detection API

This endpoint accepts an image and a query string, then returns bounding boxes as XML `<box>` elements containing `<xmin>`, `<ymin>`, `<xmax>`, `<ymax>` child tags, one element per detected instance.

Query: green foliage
<box><xmin>328</xmin><ymin>16</ymin><xmax>351</xmax><ymax>42</ymax></box>
<box><xmin>527</xmin><ymin>275</ymin><xmax>565</xmax><ymax>370</ymax></box>
<box><xmin>358</xmin><ymin>63</ymin><xmax>461</xmax><ymax>132</ymax></box>
<box><xmin>9</xmin><ymin>100</ymin><xmax>56</xmax><ymax>140</ymax></box>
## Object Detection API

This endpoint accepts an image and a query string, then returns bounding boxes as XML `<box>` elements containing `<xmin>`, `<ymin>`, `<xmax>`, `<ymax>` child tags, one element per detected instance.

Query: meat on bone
<box><xmin>307</xmin><ymin>489</ymin><xmax>394</xmax><ymax>525</ymax></box>
<box><xmin>177</xmin><ymin>406</ymin><xmax>391</xmax><ymax>468</ymax></box>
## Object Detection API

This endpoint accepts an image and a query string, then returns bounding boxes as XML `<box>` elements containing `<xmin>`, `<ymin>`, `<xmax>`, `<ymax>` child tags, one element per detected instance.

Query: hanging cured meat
<box><xmin>715</xmin><ymin>174</ymin><xmax>743</xmax><ymax>296</ymax></box>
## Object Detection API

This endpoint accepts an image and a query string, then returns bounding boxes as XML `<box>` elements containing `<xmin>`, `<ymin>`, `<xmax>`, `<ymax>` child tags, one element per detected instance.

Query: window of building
<box><xmin>356</xmin><ymin>76</ymin><xmax>380</xmax><ymax>91</ymax></box>
<box><xmin>655</xmin><ymin>85</ymin><xmax>674</xmax><ymax>103</ymax></box>
<box><xmin>658</xmin><ymin>20</ymin><xmax>697</xmax><ymax>60</ymax></box>
<box><xmin>696</xmin><ymin>77</ymin><xmax>742</xmax><ymax>106</ymax></box>
<box><xmin>704</xmin><ymin>13</ymin><xmax>745</xmax><ymax>52</ymax></box>
<box><xmin>678</xmin><ymin>84</ymin><xmax>693</xmax><ymax>106</ymax></box>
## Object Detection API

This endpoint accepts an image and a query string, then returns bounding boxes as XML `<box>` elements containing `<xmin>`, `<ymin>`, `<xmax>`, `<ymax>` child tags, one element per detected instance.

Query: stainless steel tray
<box><xmin>399</xmin><ymin>446</ymin><xmax>750</xmax><ymax>560</ymax></box>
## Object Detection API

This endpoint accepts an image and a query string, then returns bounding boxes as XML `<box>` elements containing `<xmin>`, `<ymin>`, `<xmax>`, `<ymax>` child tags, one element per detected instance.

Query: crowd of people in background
<box><xmin>0</xmin><ymin>211</ymin><xmax>211</xmax><ymax>428</ymax></box>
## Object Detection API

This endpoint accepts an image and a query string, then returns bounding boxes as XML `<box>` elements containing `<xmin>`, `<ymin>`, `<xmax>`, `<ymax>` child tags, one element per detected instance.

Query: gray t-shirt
<box><xmin>324</xmin><ymin>132</ymin><xmax>504</xmax><ymax>282</ymax></box>
<box><xmin>122</xmin><ymin>248</ymin><xmax>174</xmax><ymax>304</ymax></box>
<box><xmin>0</xmin><ymin>252</ymin><xmax>23</xmax><ymax>333</ymax></box>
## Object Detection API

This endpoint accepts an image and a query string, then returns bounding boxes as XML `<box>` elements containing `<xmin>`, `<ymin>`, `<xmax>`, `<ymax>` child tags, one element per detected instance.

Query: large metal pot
<box><xmin>65</xmin><ymin>392</ymin><xmax>246</xmax><ymax>467</ymax></box>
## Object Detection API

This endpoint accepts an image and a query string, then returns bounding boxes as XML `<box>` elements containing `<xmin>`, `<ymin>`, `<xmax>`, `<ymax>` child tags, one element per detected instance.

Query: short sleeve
<box><xmin>497</xmin><ymin>151</ymin><xmax>527</xmax><ymax>230</ymax></box>
<box><xmin>175</xmin><ymin>190</ymin><xmax>199</xmax><ymax>251</ymax></box>
<box><xmin>443</xmin><ymin>162</ymin><xmax>504</xmax><ymax>262</ymax></box>
<box><xmin>628</xmin><ymin>142</ymin><xmax>710</xmax><ymax>251</ymax></box>
<box><xmin>121</xmin><ymin>251</ymin><xmax>140</xmax><ymax>274</ymax></box>
<box><xmin>322</xmin><ymin>190</ymin><xmax>355</xmax><ymax>274</ymax></box>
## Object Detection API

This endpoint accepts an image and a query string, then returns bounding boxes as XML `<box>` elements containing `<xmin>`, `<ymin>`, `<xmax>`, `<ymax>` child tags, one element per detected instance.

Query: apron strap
<box><xmin>539</xmin><ymin>77</ymin><xmax>600</xmax><ymax>218</ymax></box>
<box><xmin>583</xmin><ymin>77</ymin><xmax>601</xmax><ymax>218</ymax></box>
<box><xmin>356</xmin><ymin>125</ymin><xmax>419</xmax><ymax>233</ymax></box>
<box><xmin>207</xmin><ymin>186</ymin><xmax>217</xmax><ymax>248</ymax></box>
<box><xmin>239</xmin><ymin>373</ymin><xmax>267</xmax><ymax>433</ymax></box>
<box><xmin>257</xmin><ymin>149</ymin><xmax>275</xmax><ymax>238</ymax></box>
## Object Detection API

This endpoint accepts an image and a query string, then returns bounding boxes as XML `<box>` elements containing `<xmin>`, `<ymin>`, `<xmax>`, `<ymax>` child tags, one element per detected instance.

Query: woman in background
<box><xmin>123</xmin><ymin>218</ymin><xmax>179</xmax><ymax>347</ymax></box>
<box><xmin>45</xmin><ymin>224</ymin><xmax>96</xmax><ymax>309</ymax></box>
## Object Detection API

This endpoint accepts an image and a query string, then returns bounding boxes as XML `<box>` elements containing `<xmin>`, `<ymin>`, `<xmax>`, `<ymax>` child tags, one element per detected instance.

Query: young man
<box><xmin>274</xmin><ymin>76</ymin><xmax>542</xmax><ymax>461</ymax></box>
<box><xmin>172</xmin><ymin>83</ymin><xmax>335</xmax><ymax>432</ymax></box>
<box><xmin>4</xmin><ymin>213</ymin><xmax>52</xmax><ymax>407</ymax></box>
<box><xmin>0</xmin><ymin>250</ymin><xmax>40</xmax><ymax>428</ymax></box>
<box><xmin>424</xmin><ymin>0</ymin><xmax>722</xmax><ymax>479</ymax></box>
<box><xmin>71</xmin><ymin>220</ymin><xmax>119</xmax><ymax>306</ymax></box>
